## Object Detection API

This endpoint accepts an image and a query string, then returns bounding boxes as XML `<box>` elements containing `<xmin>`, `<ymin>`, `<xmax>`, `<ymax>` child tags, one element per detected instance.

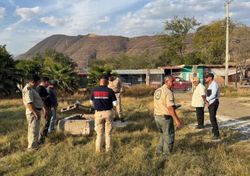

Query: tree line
<box><xmin>0</xmin><ymin>47</ymin><xmax>78</xmax><ymax>96</ymax></box>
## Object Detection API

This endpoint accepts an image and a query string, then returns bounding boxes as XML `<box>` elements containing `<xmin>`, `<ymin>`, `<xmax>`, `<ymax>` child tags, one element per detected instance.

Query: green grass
<box><xmin>0</xmin><ymin>96</ymin><xmax>249</xmax><ymax>176</ymax></box>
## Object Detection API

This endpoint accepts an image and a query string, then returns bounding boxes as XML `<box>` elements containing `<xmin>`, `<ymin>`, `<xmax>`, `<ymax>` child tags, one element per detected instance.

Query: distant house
<box><xmin>161</xmin><ymin>64</ymin><xmax>237</xmax><ymax>86</ymax></box>
<box><xmin>113</xmin><ymin>69</ymin><xmax>165</xmax><ymax>87</ymax></box>
<box><xmin>79</xmin><ymin>65</ymin><xmax>238</xmax><ymax>88</ymax></box>
<box><xmin>114</xmin><ymin>65</ymin><xmax>238</xmax><ymax>87</ymax></box>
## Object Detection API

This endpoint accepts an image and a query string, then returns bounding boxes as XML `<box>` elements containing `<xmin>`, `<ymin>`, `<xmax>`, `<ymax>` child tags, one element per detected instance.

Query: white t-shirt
<box><xmin>191</xmin><ymin>83</ymin><xmax>206</xmax><ymax>107</ymax></box>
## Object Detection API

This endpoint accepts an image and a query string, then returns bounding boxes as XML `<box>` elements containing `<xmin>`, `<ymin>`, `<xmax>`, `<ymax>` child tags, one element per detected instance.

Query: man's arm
<box><xmin>112</xmin><ymin>101</ymin><xmax>117</xmax><ymax>106</ymax></box>
<box><xmin>110</xmin><ymin>89</ymin><xmax>117</xmax><ymax>106</ymax></box>
<box><xmin>202</xmin><ymin>95</ymin><xmax>206</xmax><ymax>103</ymax></box>
<box><xmin>118</xmin><ymin>78</ymin><xmax>123</xmax><ymax>92</ymax></box>
<box><xmin>42</xmin><ymin>106</ymin><xmax>47</xmax><ymax>119</ymax></box>
<box><xmin>27</xmin><ymin>103</ymin><xmax>39</xmax><ymax>120</ymax></box>
<box><xmin>89</xmin><ymin>89</ymin><xmax>95</xmax><ymax>106</ymax></box>
<box><xmin>206</xmin><ymin>83</ymin><xmax>218</xmax><ymax>102</ymax></box>
<box><xmin>198</xmin><ymin>85</ymin><xmax>207</xmax><ymax>106</ymax></box>
<box><xmin>167</xmin><ymin>106</ymin><xmax>183</xmax><ymax>129</ymax></box>
<box><xmin>24</xmin><ymin>89</ymin><xmax>40</xmax><ymax>120</ymax></box>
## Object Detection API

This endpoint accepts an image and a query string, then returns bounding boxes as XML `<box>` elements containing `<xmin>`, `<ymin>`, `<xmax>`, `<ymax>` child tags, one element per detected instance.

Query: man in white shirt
<box><xmin>205</xmin><ymin>73</ymin><xmax>220</xmax><ymax>140</ymax></box>
<box><xmin>191</xmin><ymin>77</ymin><xmax>206</xmax><ymax>129</ymax></box>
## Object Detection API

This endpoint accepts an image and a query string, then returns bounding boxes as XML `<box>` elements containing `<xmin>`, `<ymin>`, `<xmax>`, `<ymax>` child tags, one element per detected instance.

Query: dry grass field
<box><xmin>0</xmin><ymin>88</ymin><xmax>249</xmax><ymax>176</ymax></box>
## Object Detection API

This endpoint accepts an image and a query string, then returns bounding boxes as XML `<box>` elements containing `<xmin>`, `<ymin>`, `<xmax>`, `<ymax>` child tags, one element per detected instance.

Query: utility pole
<box><xmin>225</xmin><ymin>0</ymin><xmax>231</xmax><ymax>86</ymax></box>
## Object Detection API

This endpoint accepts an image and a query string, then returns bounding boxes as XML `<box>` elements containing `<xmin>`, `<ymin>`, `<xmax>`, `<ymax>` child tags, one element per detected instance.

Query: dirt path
<box><xmin>175</xmin><ymin>93</ymin><xmax>250</xmax><ymax>139</ymax></box>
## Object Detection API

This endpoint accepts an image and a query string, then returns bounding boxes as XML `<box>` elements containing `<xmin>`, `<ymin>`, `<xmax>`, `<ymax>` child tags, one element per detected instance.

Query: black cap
<box><xmin>205</xmin><ymin>73</ymin><xmax>214</xmax><ymax>79</ymax></box>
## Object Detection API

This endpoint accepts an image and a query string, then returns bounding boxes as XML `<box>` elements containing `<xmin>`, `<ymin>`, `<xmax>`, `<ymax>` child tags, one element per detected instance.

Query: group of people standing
<box><xmin>153</xmin><ymin>73</ymin><xmax>220</xmax><ymax>159</ymax></box>
<box><xmin>22</xmin><ymin>71</ymin><xmax>220</xmax><ymax>157</ymax></box>
<box><xmin>91</xmin><ymin>72</ymin><xmax>220</xmax><ymax>156</ymax></box>
<box><xmin>22</xmin><ymin>73</ymin><xmax>122</xmax><ymax>152</ymax></box>
<box><xmin>191</xmin><ymin>73</ymin><xmax>220</xmax><ymax>139</ymax></box>
<box><xmin>22</xmin><ymin>75</ymin><xmax>58</xmax><ymax>151</ymax></box>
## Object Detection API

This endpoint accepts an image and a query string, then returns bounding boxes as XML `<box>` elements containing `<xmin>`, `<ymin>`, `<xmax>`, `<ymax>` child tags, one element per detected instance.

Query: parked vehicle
<box><xmin>173</xmin><ymin>77</ymin><xmax>192</xmax><ymax>91</ymax></box>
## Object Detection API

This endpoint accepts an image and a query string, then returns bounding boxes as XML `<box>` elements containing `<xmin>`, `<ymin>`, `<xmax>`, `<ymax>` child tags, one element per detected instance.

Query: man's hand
<box><xmin>167</xmin><ymin>106</ymin><xmax>183</xmax><ymax>129</ymax></box>
<box><xmin>175</xmin><ymin>119</ymin><xmax>183</xmax><ymax>129</ymax></box>
<box><xmin>27</xmin><ymin>103</ymin><xmax>40</xmax><ymax>121</ymax></box>
<box><xmin>33</xmin><ymin>111</ymin><xmax>39</xmax><ymax>120</ymax></box>
<box><xmin>42</xmin><ymin>107</ymin><xmax>47</xmax><ymax>119</ymax></box>
<box><xmin>205</xmin><ymin>101</ymin><xmax>209</xmax><ymax>107</ymax></box>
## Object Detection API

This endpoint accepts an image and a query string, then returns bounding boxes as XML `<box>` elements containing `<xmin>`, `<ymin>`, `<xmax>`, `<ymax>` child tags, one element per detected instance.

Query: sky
<box><xmin>0</xmin><ymin>0</ymin><xmax>250</xmax><ymax>56</ymax></box>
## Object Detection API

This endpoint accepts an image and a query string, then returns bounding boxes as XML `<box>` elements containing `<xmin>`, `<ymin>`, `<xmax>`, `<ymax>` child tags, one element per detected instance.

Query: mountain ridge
<box><xmin>18</xmin><ymin>34</ymin><xmax>163</xmax><ymax>69</ymax></box>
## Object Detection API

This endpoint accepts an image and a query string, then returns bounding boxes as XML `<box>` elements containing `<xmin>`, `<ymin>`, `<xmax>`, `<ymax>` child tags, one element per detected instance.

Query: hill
<box><xmin>18</xmin><ymin>24</ymin><xmax>250</xmax><ymax>69</ymax></box>
<box><xmin>18</xmin><ymin>34</ymin><xmax>163</xmax><ymax>69</ymax></box>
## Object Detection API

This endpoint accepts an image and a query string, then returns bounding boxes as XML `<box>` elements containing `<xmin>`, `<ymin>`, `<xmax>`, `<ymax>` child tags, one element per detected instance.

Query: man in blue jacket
<box><xmin>90</xmin><ymin>76</ymin><xmax>117</xmax><ymax>153</ymax></box>
<box><xmin>205</xmin><ymin>73</ymin><xmax>220</xmax><ymax>140</ymax></box>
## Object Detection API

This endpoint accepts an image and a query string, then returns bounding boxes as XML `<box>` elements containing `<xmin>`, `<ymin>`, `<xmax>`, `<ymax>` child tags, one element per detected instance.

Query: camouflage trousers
<box><xmin>26</xmin><ymin>111</ymin><xmax>41</xmax><ymax>149</ymax></box>
<box><xmin>94</xmin><ymin>110</ymin><xmax>113</xmax><ymax>152</ymax></box>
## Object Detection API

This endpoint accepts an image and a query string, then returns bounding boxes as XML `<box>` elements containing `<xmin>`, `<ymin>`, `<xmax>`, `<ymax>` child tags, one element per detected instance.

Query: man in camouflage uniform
<box><xmin>22</xmin><ymin>75</ymin><xmax>45</xmax><ymax>151</ymax></box>
<box><xmin>108</xmin><ymin>73</ymin><xmax>124</xmax><ymax>122</ymax></box>
<box><xmin>154</xmin><ymin>75</ymin><xmax>183</xmax><ymax>158</ymax></box>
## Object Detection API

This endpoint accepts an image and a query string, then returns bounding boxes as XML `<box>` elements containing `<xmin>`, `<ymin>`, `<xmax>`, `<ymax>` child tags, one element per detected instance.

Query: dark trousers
<box><xmin>154</xmin><ymin>115</ymin><xmax>175</xmax><ymax>156</ymax></box>
<box><xmin>208</xmin><ymin>99</ymin><xmax>220</xmax><ymax>137</ymax></box>
<box><xmin>196</xmin><ymin>107</ymin><xmax>204</xmax><ymax>127</ymax></box>
<box><xmin>39</xmin><ymin>107</ymin><xmax>52</xmax><ymax>142</ymax></box>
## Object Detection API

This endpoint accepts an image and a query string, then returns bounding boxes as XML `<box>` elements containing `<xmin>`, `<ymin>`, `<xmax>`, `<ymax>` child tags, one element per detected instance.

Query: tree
<box><xmin>42</xmin><ymin>50</ymin><xmax>79</xmax><ymax>93</ymax></box>
<box><xmin>16</xmin><ymin>49</ymin><xmax>79</xmax><ymax>93</ymax></box>
<box><xmin>15</xmin><ymin>59</ymin><xmax>42</xmax><ymax>88</ymax></box>
<box><xmin>0</xmin><ymin>45</ymin><xmax>19</xmax><ymax>96</ymax></box>
<box><xmin>44</xmin><ymin>63</ymin><xmax>78</xmax><ymax>93</ymax></box>
<box><xmin>88</xmin><ymin>66</ymin><xmax>112</xmax><ymax>88</ymax></box>
<box><xmin>43</xmin><ymin>49</ymin><xmax>77</xmax><ymax>68</ymax></box>
<box><xmin>159</xmin><ymin>16</ymin><xmax>200</xmax><ymax>65</ymax></box>
<box><xmin>193</xmin><ymin>20</ymin><xmax>229</xmax><ymax>64</ymax></box>
<box><xmin>184</xmin><ymin>52</ymin><xmax>204</xmax><ymax>65</ymax></box>
<box><xmin>230</xmin><ymin>24</ymin><xmax>250</xmax><ymax>84</ymax></box>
